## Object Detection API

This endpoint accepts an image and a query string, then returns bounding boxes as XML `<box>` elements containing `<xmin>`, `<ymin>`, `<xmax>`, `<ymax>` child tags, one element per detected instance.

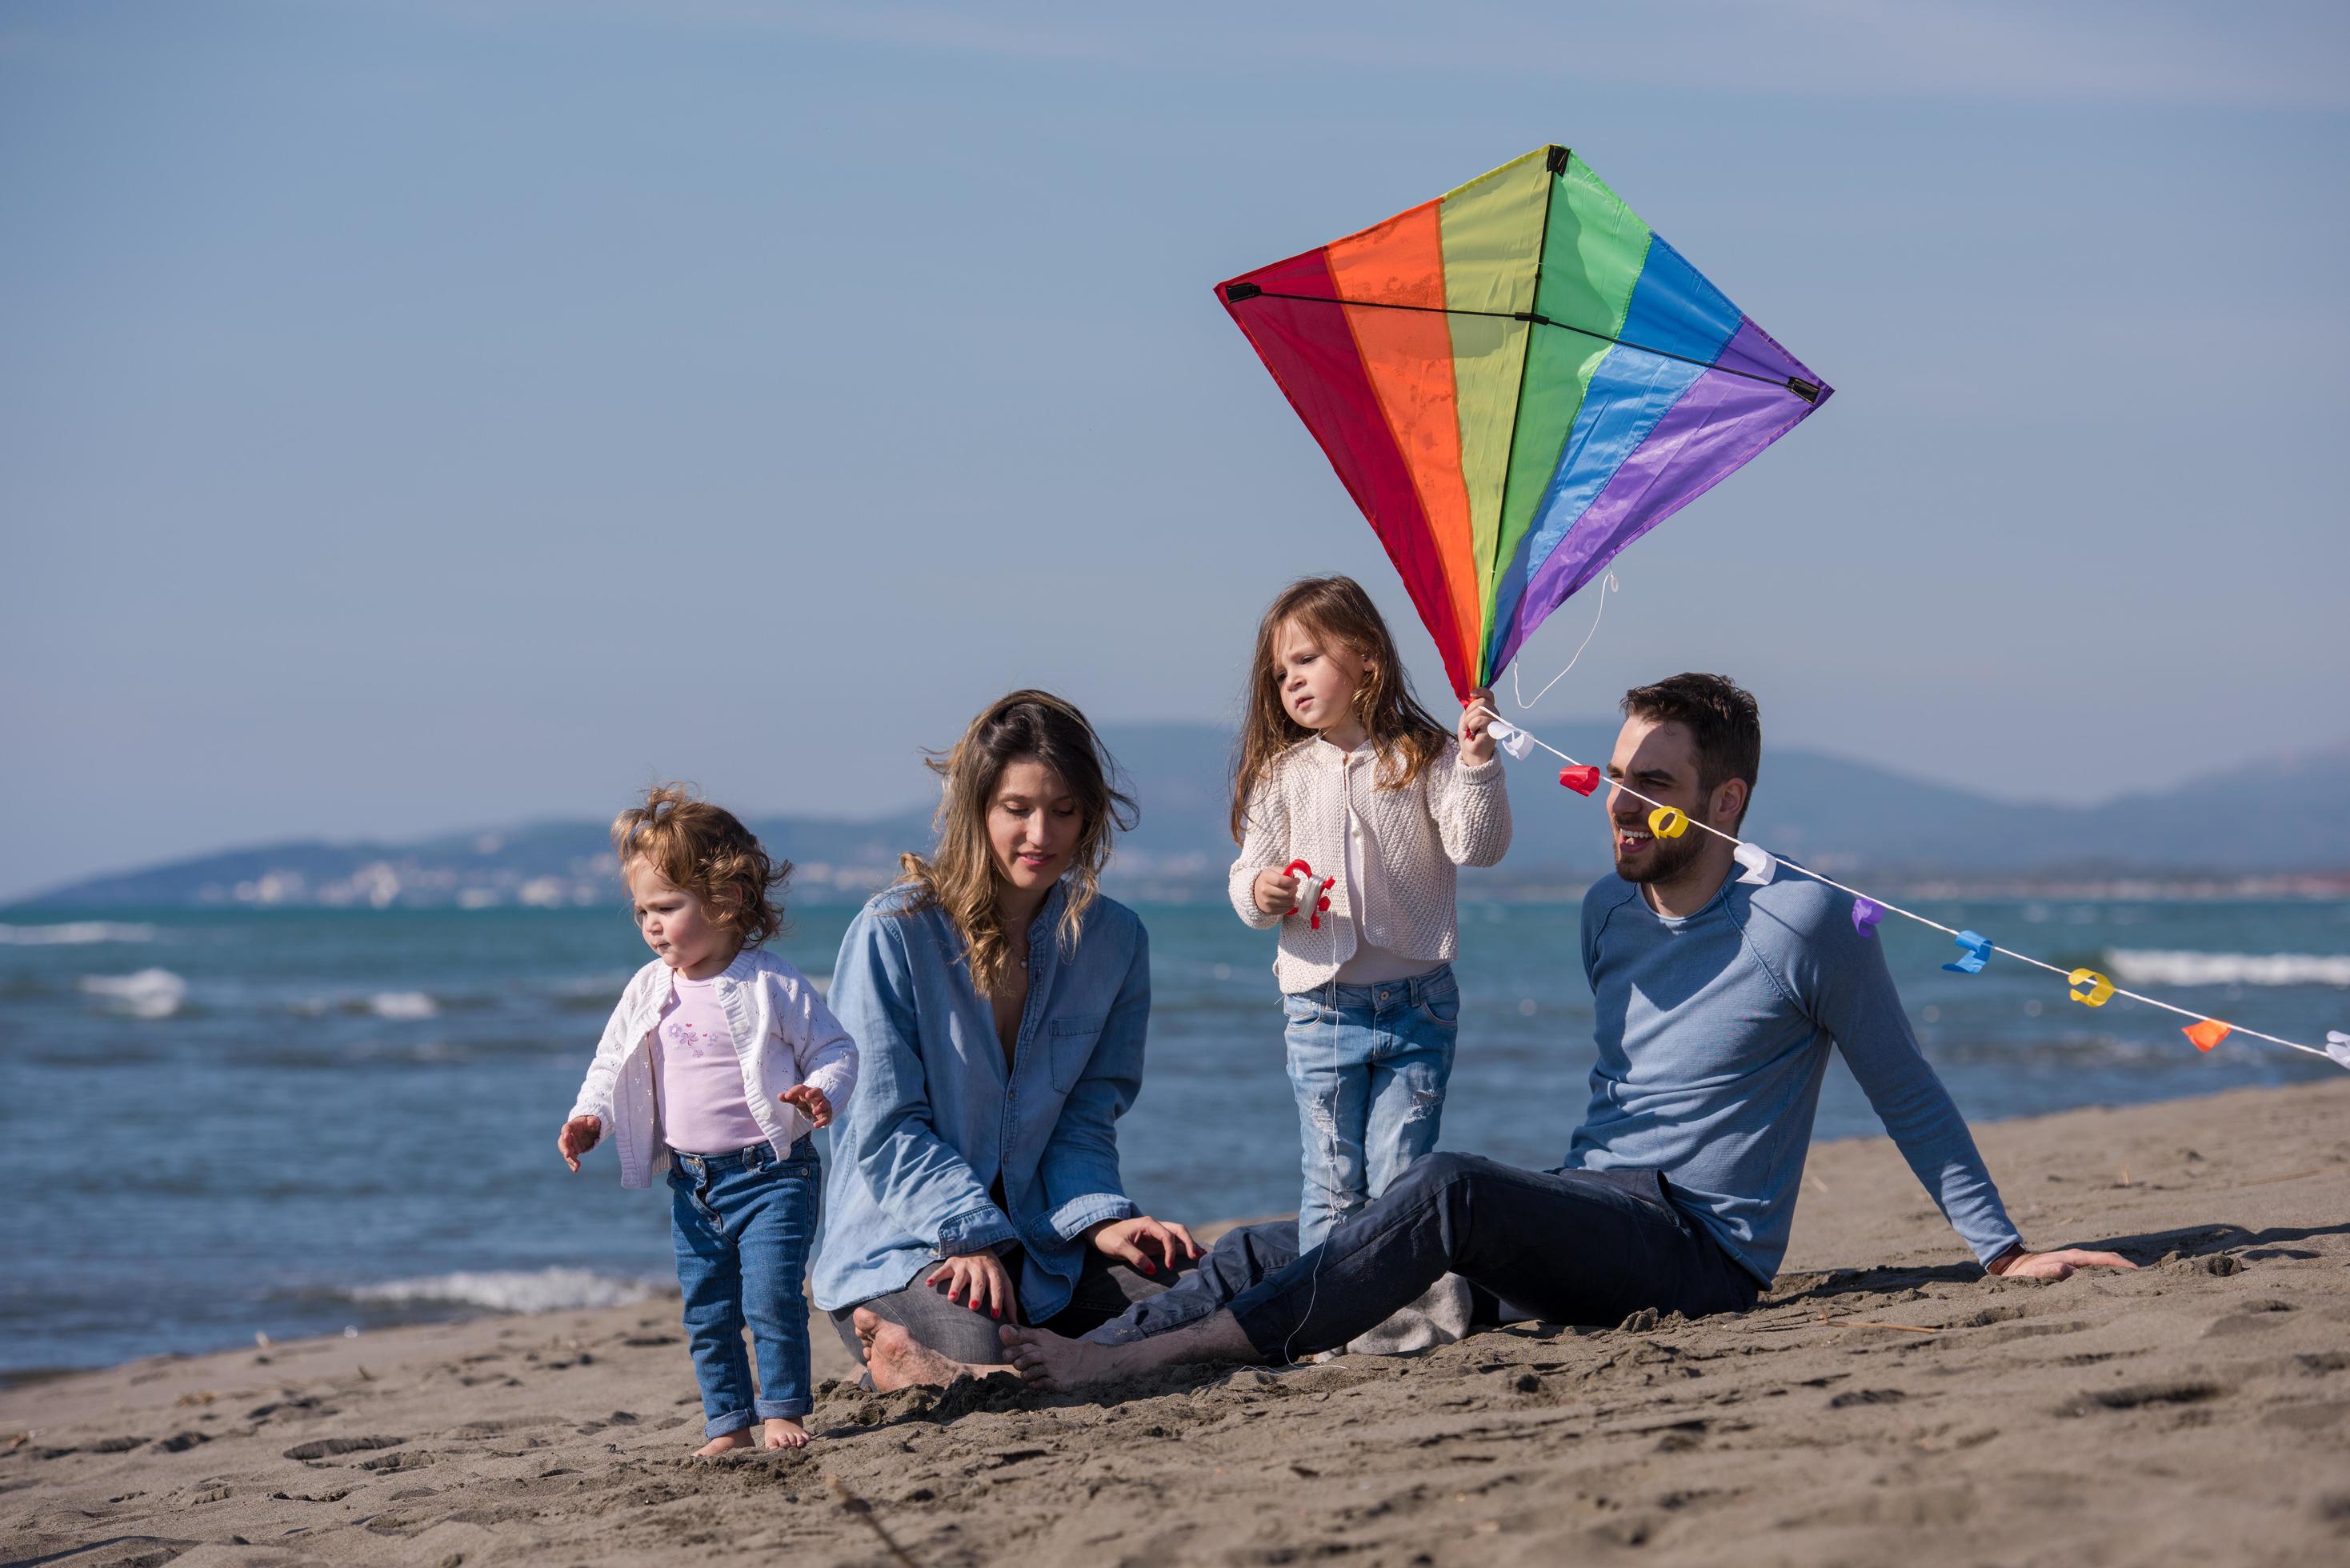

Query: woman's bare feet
<box><xmin>693</xmin><ymin>1430</ymin><xmax>757</xmax><ymax>1458</ymax></box>
<box><xmin>762</xmin><ymin>1417</ymin><xmax>810</xmax><ymax>1450</ymax></box>
<box><xmin>851</xmin><ymin>1306</ymin><xmax>1013</xmax><ymax>1392</ymax></box>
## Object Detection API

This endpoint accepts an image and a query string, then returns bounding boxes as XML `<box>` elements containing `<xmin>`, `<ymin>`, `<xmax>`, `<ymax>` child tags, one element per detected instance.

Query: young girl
<box><xmin>1229</xmin><ymin>576</ymin><xmax>1511</xmax><ymax>1252</ymax></box>
<box><xmin>557</xmin><ymin>786</ymin><xmax>857</xmax><ymax>1454</ymax></box>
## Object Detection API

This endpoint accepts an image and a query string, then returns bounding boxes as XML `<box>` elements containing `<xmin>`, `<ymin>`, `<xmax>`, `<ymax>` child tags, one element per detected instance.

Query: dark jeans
<box><xmin>667</xmin><ymin>1138</ymin><xmax>820</xmax><ymax>1436</ymax></box>
<box><xmin>1084</xmin><ymin>1153</ymin><xmax>1760</xmax><ymax>1360</ymax></box>
<box><xmin>829</xmin><ymin>1244</ymin><xmax>1176</xmax><ymax>1371</ymax></box>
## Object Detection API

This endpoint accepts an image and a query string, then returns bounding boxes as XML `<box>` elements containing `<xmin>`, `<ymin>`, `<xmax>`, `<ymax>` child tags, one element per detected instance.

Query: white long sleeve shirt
<box><xmin>1229</xmin><ymin>734</ymin><xmax>1511</xmax><ymax>993</ymax></box>
<box><xmin>567</xmin><ymin>946</ymin><xmax>858</xmax><ymax>1189</ymax></box>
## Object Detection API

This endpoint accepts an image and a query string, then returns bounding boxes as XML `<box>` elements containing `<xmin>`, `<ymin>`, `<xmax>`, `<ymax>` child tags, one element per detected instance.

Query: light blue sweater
<box><xmin>1567</xmin><ymin>870</ymin><xmax>2020</xmax><ymax>1283</ymax></box>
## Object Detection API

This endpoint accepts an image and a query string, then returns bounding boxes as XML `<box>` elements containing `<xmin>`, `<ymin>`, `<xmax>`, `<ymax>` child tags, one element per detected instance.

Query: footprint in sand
<box><xmin>282</xmin><ymin>1435</ymin><xmax>406</xmax><ymax>1462</ymax></box>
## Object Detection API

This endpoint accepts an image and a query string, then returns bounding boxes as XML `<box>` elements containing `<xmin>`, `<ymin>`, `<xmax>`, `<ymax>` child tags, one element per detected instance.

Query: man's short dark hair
<box><xmin>1619</xmin><ymin>674</ymin><xmax>1761</xmax><ymax>826</ymax></box>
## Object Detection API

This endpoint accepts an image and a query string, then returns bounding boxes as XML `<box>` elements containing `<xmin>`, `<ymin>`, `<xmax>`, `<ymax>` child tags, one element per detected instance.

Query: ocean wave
<box><xmin>2107</xmin><ymin>950</ymin><xmax>2350</xmax><ymax>988</ymax></box>
<box><xmin>0</xmin><ymin>922</ymin><xmax>157</xmax><ymax>946</ymax></box>
<box><xmin>369</xmin><ymin>990</ymin><xmax>439</xmax><ymax>1019</ymax></box>
<box><xmin>342</xmin><ymin>1267</ymin><xmax>668</xmax><ymax>1314</ymax></box>
<box><xmin>78</xmin><ymin>968</ymin><xmax>189</xmax><ymax>1018</ymax></box>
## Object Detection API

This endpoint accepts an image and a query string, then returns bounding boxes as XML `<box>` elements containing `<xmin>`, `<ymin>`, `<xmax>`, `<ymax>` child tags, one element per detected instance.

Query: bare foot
<box><xmin>999</xmin><ymin>1322</ymin><xmax>1140</xmax><ymax>1391</ymax></box>
<box><xmin>852</xmin><ymin>1306</ymin><xmax>1012</xmax><ymax>1392</ymax></box>
<box><xmin>693</xmin><ymin>1430</ymin><xmax>756</xmax><ymax>1458</ymax></box>
<box><xmin>761</xmin><ymin>1417</ymin><xmax>809</xmax><ymax>1450</ymax></box>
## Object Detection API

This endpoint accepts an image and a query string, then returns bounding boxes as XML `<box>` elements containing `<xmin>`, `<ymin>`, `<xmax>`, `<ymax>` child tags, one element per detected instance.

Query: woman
<box><xmin>813</xmin><ymin>690</ymin><xmax>1201</xmax><ymax>1381</ymax></box>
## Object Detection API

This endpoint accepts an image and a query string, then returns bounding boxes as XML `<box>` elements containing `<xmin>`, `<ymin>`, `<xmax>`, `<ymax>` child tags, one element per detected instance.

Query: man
<box><xmin>855</xmin><ymin>674</ymin><xmax>2132</xmax><ymax>1394</ymax></box>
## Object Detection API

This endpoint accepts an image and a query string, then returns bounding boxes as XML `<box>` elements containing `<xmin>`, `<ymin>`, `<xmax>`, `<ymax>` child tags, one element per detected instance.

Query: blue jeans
<box><xmin>667</xmin><ymin>1138</ymin><xmax>819</xmax><ymax>1436</ymax></box>
<box><xmin>1283</xmin><ymin>964</ymin><xmax>1459</xmax><ymax>1252</ymax></box>
<box><xmin>1084</xmin><ymin>1156</ymin><xmax>1759</xmax><ymax>1356</ymax></box>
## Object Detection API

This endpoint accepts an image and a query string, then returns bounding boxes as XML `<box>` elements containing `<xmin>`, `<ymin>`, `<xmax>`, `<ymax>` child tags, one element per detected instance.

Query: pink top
<box><xmin>651</xmin><ymin>974</ymin><xmax>769</xmax><ymax>1155</ymax></box>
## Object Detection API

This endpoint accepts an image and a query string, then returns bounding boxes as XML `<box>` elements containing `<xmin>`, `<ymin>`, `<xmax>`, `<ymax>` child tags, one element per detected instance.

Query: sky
<box><xmin>2</xmin><ymin>1</ymin><xmax>2346</xmax><ymax>902</ymax></box>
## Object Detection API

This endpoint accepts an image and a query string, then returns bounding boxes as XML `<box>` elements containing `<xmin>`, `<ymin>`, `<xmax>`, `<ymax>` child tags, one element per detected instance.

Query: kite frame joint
<box><xmin>1224</xmin><ymin>282</ymin><xmax>1263</xmax><ymax>304</ymax></box>
<box><xmin>1787</xmin><ymin>377</ymin><xmax>1823</xmax><ymax>405</ymax></box>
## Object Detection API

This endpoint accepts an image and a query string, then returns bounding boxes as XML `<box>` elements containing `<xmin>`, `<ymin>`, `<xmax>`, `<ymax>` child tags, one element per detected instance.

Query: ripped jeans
<box><xmin>1283</xmin><ymin>964</ymin><xmax>1458</xmax><ymax>1252</ymax></box>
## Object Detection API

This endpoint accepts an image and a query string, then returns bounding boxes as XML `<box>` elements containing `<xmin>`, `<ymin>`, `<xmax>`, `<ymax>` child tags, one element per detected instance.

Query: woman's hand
<box><xmin>1085</xmin><ymin>1215</ymin><xmax>1203</xmax><ymax>1278</ymax></box>
<box><xmin>925</xmin><ymin>1250</ymin><xmax>1015</xmax><ymax>1320</ymax></box>
<box><xmin>557</xmin><ymin>1115</ymin><xmax>602</xmax><ymax>1172</ymax></box>
<box><xmin>779</xmin><ymin>1083</ymin><xmax>833</xmax><ymax>1128</ymax></box>
<box><xmin>1251</xmin><ymin>866</ymin><xmax>1303</xmax><ymax>916</ymax></box>
<box><xmin>1457</xmin><ymin>686</ymin><xmax>1498</xmax><ymax>766</ymax></box>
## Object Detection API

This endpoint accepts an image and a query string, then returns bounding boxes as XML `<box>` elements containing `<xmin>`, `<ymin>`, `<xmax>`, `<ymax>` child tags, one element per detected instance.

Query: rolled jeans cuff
<box><xmin>755</xmin><ymin>1394</ymin><xmax>811</xmax><ymax>1422</ymax></box>
<box><xmin>703</xmin><ymin>1407</ymin><xmax>756</xmax><ymax>1439</ymax></box>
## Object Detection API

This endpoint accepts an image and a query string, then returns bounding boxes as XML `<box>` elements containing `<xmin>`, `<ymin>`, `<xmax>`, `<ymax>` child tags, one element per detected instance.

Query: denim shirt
<box><xmin>811</xmin><ymin>879</ymin><xmax>1150</xmax><ymax>1323</ymax></box>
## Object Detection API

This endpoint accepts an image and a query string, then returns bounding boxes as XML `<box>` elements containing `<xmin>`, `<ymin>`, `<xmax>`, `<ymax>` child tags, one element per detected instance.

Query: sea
<box><xmin>4</xmin><ymin>896</ymin><xmax>2347</xmax><ymax>1379</ymax></box>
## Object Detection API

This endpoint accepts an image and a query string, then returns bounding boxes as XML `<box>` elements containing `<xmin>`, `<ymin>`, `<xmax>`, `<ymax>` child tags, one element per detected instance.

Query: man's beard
<box><xmin>1615</xmin><ymin>826</ymin><xmax>1707</xmax><ymax>885</ymax></box>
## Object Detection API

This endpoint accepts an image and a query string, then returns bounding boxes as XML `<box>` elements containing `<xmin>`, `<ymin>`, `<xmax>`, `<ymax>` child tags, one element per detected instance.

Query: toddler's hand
<box><xmin>557</xmin><ymin>1115</ymin><xmax>602</xmax><ymax>1172</ymax></box>
<box><xmin>779</xmin><ymin>1083</ymin><xmax>833</xmax><ymax>1129</ymax></box>
<box><xmin>1252</xmin><ymin>866</ymin><xmax>1303</xmax><ymax>916</ymax></box>
<box><xmin>1458</xmin><ymin>686</ymin><xmax>1497</xmax><ymax>766</ymax></box>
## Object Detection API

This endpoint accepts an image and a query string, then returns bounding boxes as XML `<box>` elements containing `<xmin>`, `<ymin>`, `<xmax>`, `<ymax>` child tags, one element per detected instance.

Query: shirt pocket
<box><xmin>1047</xmin><ymin>1014</ymin><xmax>1106</xmax><ymax>1093</ymax></box>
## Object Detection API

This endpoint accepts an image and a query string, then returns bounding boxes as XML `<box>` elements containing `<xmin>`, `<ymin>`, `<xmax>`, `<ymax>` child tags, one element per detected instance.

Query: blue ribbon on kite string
<box><xmin>1467</xmin><ymin>704</ymin><xmax>2344</xmax><ymax>1067</ymax></box>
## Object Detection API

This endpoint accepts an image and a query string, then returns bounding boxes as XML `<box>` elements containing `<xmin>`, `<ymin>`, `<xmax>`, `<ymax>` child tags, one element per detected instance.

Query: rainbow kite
<box><xmin>1218</xmin><ymin>145</ymin><xmax>1832</xmax><ymax>700</ymax></box>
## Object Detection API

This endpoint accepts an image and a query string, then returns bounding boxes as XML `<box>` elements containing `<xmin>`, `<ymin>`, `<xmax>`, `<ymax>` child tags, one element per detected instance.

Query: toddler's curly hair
<box><xmin>611</xmin><ymin>785</ymin><xmax>791</xmax><ymax>950</ymax></box>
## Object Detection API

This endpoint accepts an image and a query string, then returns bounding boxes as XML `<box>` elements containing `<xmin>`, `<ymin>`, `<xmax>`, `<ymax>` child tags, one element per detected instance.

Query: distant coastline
<box><xmin>15</xmin><ymin>722</ymin><xmax>2348</xmax><ymax>910</ymax></box>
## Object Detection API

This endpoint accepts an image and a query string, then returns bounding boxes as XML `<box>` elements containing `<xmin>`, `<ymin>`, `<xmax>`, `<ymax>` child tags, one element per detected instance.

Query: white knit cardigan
<box><xmin>1228</xmin><ymin>734</ymin><xmax>1511</xmax><ymax>992</ymax></box>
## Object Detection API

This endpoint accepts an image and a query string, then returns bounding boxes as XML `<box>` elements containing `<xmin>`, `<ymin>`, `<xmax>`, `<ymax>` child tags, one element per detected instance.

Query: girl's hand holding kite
<box><xmin>1457</xmin><ymin>686</ymin><xmax>1498</xmax><ymax>766</ymax></box>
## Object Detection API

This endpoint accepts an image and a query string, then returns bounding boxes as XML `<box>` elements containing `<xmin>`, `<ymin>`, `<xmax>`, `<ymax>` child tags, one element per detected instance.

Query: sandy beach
<box><xmin>6</xmin><ymin>1078</ymin><xmax>2347</xmax><ymax>1567</ymax></box>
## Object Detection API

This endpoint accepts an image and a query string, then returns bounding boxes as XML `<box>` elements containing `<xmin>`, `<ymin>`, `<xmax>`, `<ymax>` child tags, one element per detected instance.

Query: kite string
<box><xmin>1509</xmin><ymin>572</ymin><xmax>1617</xmax><ymax>711</ymax></box>
<box><xmin>1467</xmin><ymin>703</ymin><xmax>2333</xmax><ymax>1062</ymax></box>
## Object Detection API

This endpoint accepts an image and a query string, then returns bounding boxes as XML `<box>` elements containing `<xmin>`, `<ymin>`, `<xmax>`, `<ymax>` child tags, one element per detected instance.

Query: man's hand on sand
<box><xmin>557</xmin><ymin>1115</ymin><xmax>601</xmax><ymax>1172</ymax></box>
<box><xmin>1085</xmin><ymin>1215</ymin><xmax>1203</xmax><ymax>1278</ymax></box>
<box><xmin>925</xmin><ymin>1250</ymin><xmax>1015</xmax><ymax>1320</ymax></box>
<box><xmin>1987</xmin><ymin>1245</ymin><xmax>2138</xmax><ymax>1282</ymax></box>
<box><xmin>779</xmin><ymin>1083</ymin><xmax>833</xmax><ymax>1128</ymax></box>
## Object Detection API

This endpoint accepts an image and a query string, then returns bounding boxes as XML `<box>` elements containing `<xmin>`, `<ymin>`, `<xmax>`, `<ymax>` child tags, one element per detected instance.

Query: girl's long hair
<box><xmin>895</xmin><ymin>690</ymin><xmax>1137</xmax><ymax>996</ymax></box>
<box><xmin>1229</xmin><ymin>575</ymin><xmax>1449</xmax><ymax>843</ymax></box>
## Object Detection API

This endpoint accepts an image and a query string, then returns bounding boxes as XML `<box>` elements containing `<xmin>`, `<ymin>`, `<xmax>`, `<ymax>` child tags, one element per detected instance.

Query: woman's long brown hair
<box><xmin>895</xmin><ymin>690</ymin><xmax>1137</xmax><ymax>996</ymax></box>
<box><xmin>1228</xmin><ymin>575</ymin><xmax>1449</xmax><ymax>843</ymax></box>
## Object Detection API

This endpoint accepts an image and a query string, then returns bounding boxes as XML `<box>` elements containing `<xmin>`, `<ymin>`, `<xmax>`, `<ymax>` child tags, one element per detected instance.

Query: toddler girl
<box><xmin>558</xmin><ymin>786</ymin><xmax>857</xmax><ymax>1453</ymax></box>
<box><xmin>1229</xmin><ymin>576</ymin><xmax>1511</xmax><ymax>1250</ymax></box>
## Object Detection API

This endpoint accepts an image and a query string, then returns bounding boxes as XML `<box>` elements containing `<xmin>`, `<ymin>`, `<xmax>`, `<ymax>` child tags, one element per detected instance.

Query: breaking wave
<box><xmin>342</xmin><ymin>1268</ymin><xmax>668</xmax><ymax>1314</ymax></box>
<box><xmin>2107</xmin><ymin>950</ymin><xmax>2350</xmax><ymax>988</ymax></box>
<box><xmin>79</xmin><ymin>968</ymin><xmax>189</xmax><ymax>1018</ymax></box>
<box><xmin>0</xmin><ymin>922</ymin><xmax>157</xmax><ymax>946</ymax></box>
<box><xmin>369</xmin><ymin>990</ymin><xmax>439</xmax><ymax>1019</ymax></box>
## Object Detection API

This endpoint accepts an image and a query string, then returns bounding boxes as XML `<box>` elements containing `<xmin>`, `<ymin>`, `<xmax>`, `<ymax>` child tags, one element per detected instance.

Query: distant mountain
<box><xmin>16</xmin><ymin>724</ymin><xmax>2347</xmax><ymax>910</ymax></box>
